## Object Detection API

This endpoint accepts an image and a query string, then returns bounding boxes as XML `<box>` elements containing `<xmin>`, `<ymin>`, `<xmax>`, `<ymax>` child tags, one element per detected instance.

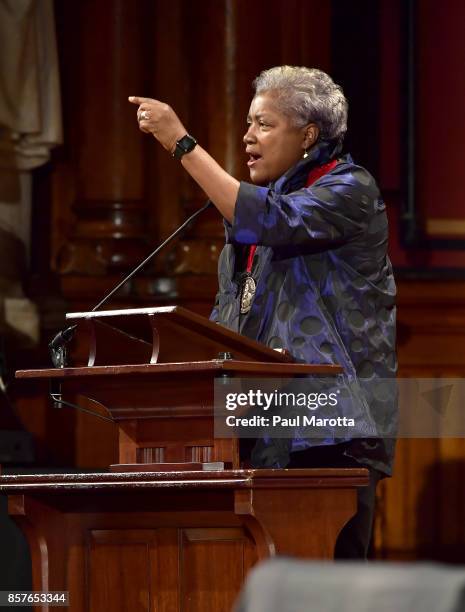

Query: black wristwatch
<box><xmin>172</xmin><ymin>134</ymin><xmax>197</xmax><ymax>160</ymax></box>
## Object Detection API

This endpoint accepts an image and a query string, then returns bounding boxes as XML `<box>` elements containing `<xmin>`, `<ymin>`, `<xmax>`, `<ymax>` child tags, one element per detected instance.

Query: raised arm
<box><xmin>128</xmin><ymin>96</ymin><xmax>239</xmax><ymax>222</ymax></box>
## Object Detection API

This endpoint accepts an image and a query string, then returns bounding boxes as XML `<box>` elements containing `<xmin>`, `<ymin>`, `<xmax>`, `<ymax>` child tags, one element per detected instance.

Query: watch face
<box><xmin>174</xmin><ymin>134</ymin><xmax>197</xmax><ymax>159</ymax></box>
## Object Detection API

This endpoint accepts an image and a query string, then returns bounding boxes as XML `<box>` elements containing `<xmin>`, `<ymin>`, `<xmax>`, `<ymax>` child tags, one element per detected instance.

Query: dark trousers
<box><xmin>287</xmin><ymin>442</ymin><xmax>382</xmax><ymax>559</ymax></box>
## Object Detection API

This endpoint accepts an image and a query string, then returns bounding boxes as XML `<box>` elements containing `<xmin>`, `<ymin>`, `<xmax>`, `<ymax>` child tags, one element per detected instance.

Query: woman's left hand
<box><xmin>128</xmin><ymin>96</ymin><xmax>187</xmax><ymax>153</ymax></box>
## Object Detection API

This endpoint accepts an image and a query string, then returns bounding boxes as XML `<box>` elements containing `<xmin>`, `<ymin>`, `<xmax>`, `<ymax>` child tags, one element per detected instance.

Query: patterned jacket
<box><xmin>211</xmin><ymin>139</ymin><xmax>397</xmax><ymax>475</ymax></box>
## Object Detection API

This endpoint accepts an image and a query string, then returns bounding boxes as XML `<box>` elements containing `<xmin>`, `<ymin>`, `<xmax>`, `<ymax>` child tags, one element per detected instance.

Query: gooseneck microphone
<box><xmin>48</xmin><ymin>200</ymin><xmax>213</xmax><ymax>368</ymax></box>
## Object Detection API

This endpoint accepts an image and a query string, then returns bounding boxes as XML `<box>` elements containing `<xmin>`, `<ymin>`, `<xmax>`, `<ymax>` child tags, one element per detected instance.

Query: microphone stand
<box><xmin>48</xmin><ymin>200</ymin><xmax>213</xmax><ymax>368</ymax></box>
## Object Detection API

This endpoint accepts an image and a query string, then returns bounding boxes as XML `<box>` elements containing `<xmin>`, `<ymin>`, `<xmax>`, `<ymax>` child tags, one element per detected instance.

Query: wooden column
<box><xmin>55</xmin><ymin>0</ymin><xmax>152</xmax><ymax>282</ymax></box>
<box><xmin>147</xmin><ymin>0</ymin><xmax>236</xmax><ymax>282</ymax></box>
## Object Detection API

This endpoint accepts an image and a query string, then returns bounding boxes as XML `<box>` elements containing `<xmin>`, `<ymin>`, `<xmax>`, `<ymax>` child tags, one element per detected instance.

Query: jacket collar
<box><xmin>270</xmin><ymin>138</ymin><xmax>343</xmax><ymax>194</ymax></box>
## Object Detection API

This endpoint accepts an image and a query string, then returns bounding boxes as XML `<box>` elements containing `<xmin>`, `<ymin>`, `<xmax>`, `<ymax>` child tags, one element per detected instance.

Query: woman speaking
<box><xmin>129</xmin><ymin>66</ymin><xmax>397</xmax><ymax>559</ymax></box>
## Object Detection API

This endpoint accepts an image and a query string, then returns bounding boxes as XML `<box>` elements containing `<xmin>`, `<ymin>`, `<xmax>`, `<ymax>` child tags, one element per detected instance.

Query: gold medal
<box><xmin>240</xmin><ymin>275</ymin><xmax>256</xmax><ymax>314</ymax></box>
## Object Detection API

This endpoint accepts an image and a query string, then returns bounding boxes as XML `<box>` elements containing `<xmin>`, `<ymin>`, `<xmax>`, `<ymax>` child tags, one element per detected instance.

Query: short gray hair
<box><xmin>253</xmin><ymin>66</ymin><xmax>348</xmax><ymax>144</ymax></box>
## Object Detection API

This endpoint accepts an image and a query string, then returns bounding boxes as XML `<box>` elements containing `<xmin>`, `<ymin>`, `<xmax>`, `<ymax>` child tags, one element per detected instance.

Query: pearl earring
<box><xmin>303</xmin><ymin>149</ymin><xmax>309</xmax><ymax>159</ymax></box>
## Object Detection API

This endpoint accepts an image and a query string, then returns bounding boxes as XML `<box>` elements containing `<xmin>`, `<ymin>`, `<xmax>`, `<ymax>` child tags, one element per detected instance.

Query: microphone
<box><xmin>48</xmin><ymin>324</ymin><xmax>78</xmax><ymax>369</ymax></box>
<box><xmin>48</xmin><ymin>199</ymin><xmax>213</xmax><ymax>368</ymax></box>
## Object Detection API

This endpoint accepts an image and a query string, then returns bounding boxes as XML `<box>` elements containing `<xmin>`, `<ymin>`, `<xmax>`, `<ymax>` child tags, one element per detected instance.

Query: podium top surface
<box><xmin>66</xmin><ymin>306</ymin><xmax>184</xmax><ymax>320</ymax></box>
<box><xmin>21</xmin><ymin>306</ymin><xmax>345</xmax><ymax>376</ymax></box>
<box><xmin>65</xmin><ymin>305</ymin><xmax>293</xmax><ymax>364</ymax></box>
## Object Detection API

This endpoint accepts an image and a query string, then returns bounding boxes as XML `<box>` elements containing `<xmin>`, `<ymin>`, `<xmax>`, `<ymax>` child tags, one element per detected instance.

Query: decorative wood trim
<box><xmin>426</xmin><ymin>219</ymin><xmax>465</xmax><ymax>238</ymax></box>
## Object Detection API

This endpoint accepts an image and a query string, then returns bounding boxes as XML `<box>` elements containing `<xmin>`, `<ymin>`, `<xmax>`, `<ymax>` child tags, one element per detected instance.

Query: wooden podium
<box><xmin>1</xmin><ymin>307</ymin><xmax>368</xmax><ymax>611</ymax></box>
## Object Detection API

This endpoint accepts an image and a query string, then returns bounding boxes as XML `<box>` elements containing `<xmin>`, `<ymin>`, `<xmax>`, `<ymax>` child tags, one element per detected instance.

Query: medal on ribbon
<box><xmin>240</xmin><ymin>245</ymin><xmax>257</xmax><ymax>315</ymax></box>
<box><xmin>240</xmin><ymin>274</ymin><xmax>256</xmax><ymax>314</ymax></box>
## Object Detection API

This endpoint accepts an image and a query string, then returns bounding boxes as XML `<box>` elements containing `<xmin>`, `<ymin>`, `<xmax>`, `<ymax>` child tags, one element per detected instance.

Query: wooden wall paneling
<box><xmin>233</xmin><ymin>0</ymin><xmax>332</xmax><ymax>188</ymax></box>
<box><xmin>234</xmin><ymin>0</ymin><xmax>284</xmax><ymax>185</ymax></box>
<box><xmin>416</xmin><ymin>0</ymin><xmax>465</xmax><ymax>240</ymax></box>
<box><xmin>154</xmin><ymin>0</ymin><xmax>231</xmax><ymax>282</ymax></box>
<box><xmin>404</xmin><ymin>439</ymin><xmax>441</xmax><ymax>557</ymax></box>
<box><xmin>373</xmin><ymin>438</ymin><xmax>409</xmax><ymax>557</ymax></box>
<box><xmin>149</xmin><ymin>0</ymin><xmax>185</xmax><ymax>244</ymax></box>
<box><xmin>376</xmin><ymin>439</ymin><xmax>441</xmax><ymax>560</ymax></box>
<box><xmin>280</xmin><ymin>0</ymin><xmax>332</xmax><ymax>71</ymax></box>
<box><xmin>49</xmin><ymin>162</ymin><xmax>76</xmax><ymax>280</ymax></box>
<box><xmin>380</xmin><ymin>0</ymin><xmax>465</xmax><ymax>267</ymax></box>
<box><xmin>279</xmin><ymin>0</ymin><xmax>305</xmax><ymax>65</ymax></box>
<box><xmin>141</xmin><ymin>0</ymin><xmax>233</xmax><ymax>310</ymax></box>
<box><xmin>374</xmin><ymin>280</ymin><xmax>465</xmax><ymax>561</ymax></box>
<box><xmin>184</xmin><ymin>1</ymin><xmax>231</xmax><ymax>174</ymax></box>
<box><xmin>51</xmin><ymin>0</ymin><xmax>79</xmax><ymax>272</ymax></box>
<box><xmin>437</xmin><ymin>437</ymin><xmax>465</xmax><ymax>561</ymax></box>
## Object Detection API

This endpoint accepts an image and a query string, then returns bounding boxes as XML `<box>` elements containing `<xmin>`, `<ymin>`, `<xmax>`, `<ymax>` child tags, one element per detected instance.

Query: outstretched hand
<box><xmin>129</xmin><ymin>96</ymin><xmax>239</xmax><ymax>223</ymax></box>
<box><xmin>128</xmin><ymin>96</ymin><xmax>187</xmax><ymax>153</ymax></box>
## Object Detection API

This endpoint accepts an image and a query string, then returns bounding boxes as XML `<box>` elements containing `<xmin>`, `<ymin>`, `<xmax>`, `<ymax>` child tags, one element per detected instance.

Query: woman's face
<box><xmin>243</xmin><ymin>93</ymin><xmax>314</xmax><ymax>185</ymax></box>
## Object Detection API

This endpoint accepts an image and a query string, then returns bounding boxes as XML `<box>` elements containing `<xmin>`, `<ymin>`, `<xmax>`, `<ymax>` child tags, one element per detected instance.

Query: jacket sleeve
<box><xmin>209</xmin><ymin>292</ymin><xmax>220</xmax><ymax>323</ymax></box>
<box><xmin>230</xmin><ymin>170</ymin><xmax>377</xmax><ymax>250</ymax></box>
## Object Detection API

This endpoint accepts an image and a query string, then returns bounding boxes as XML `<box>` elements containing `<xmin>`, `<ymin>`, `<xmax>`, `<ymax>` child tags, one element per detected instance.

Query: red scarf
<box><xmin>305</xmin><ymin>158</ymin><xmax>338</xmax><ymax>187</ymax></box>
